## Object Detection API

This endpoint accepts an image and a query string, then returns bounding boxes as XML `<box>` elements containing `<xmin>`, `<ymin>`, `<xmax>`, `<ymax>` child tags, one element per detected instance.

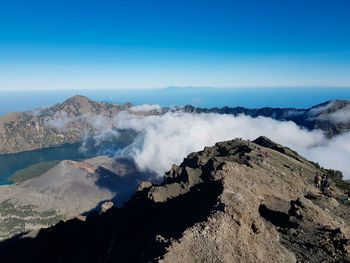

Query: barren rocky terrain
<box><xmin>0</xmin><ymin>156</ymin><xmax>155</xmax><ymax>241</ymax></box>
<box><xmin>0</xmin><ymin>137</ymin><xmax>349</xmax><ymax>262</ymax></box>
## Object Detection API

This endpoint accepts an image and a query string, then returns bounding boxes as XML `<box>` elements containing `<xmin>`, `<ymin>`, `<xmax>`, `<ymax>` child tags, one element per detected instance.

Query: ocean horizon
<box><xmin>1</xmin><ymin>87</ymin><xmax>350</xmax><ymax>116</ymax></box>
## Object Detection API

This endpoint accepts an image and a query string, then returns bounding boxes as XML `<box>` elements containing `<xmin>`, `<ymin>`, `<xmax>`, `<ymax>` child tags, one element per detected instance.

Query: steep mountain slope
<box><xmin>183</xmin><ymin>100</ymin><xmax>350</xmax><ymax>137</ymax></box>
<box><xmin>0</xmin><ymin>137</ymin><xmax>349</xmax><ymax>262</ymax></box>
<box><xmin>0</xmin><ymin>95</ymin><xmax>133</xmax><ymax>154</ymax></box>
<box><xmin>0</xmin><ymin>156</ymin><xmax>155</xmax><ymax>241</ymax></box>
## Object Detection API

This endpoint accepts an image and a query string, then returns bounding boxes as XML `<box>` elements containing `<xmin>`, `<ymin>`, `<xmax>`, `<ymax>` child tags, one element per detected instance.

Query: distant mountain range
<box><xmin>0</xmin><ymin>95</ymin><xmax>349</xmax><ymax>154</ymax></box>
<box><xmin>182</xmin><ymin>100</ymin><xmax>350</xmax><ymax>137</ymax></box>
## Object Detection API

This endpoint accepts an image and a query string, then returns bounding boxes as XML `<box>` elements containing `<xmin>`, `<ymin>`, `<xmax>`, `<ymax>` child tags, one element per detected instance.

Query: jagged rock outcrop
<box><xmin>0</xmin><ymin>137</ymin><xmax>350</xmax><ymax>262</ymax></box>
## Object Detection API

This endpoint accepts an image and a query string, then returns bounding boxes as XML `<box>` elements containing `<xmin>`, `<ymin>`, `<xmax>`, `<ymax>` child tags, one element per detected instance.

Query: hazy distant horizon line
<box><xmin>1</xmin><ymin>85</ymin><xmax>350</xmax><ymax>92</ymax></box>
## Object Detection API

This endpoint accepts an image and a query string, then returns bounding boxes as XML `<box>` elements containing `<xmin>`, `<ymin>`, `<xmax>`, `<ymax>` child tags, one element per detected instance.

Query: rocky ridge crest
<box><xmin>0</xmin><ymin>137</ymin><xmax>350</xmax><ymax>262</ymax></box>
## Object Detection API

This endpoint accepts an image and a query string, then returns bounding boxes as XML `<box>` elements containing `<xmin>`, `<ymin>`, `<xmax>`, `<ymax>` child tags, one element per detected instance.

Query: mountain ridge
<box><xmin>0</xmin><ymin>97</ymin><xmax>350</xmax><ymax>155</ymax></box>
<box><xmin>0</xmin><ymin>95</ymin><xmax>133</xmax><ymax>154</ymax></box>
<box><xmin>182</xmin><ymin>99</ymin><xmax>350</xmax><ymax>137</ymax></box>
<box><xmin>1</xmin><ymin>137</ymin><xmax>350</xmax><ymax>262</ymax></box>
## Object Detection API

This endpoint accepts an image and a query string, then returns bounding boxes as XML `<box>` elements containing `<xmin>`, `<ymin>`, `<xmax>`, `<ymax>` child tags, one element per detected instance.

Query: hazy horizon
<box><xmin>1</xmin><ymin>86</ymin><xmax>350</xmax><ymax>116</ymax></box>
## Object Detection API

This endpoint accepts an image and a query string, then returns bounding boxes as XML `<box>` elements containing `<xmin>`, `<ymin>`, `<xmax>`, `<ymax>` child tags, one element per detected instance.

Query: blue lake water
<box><xmin>0</xmin><ymin>143</ymin><xmax>91</xmax><ymax>185</ymax></box>
<box><xmin>0</xmin><ymin>133</ymin><xmax>135</xmax><ymax>185</ymax></box>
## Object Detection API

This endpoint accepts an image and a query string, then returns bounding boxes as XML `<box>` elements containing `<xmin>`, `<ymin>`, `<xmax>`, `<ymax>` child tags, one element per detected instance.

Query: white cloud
<box><xmin>318</xmin><ymin>107</ymin><xmax>350</xmax><ymax>124</ymax></box>
<box><xmin>307</xmin><ymin>100</ymin><xmax>350</xmax><ymax>124</ymax></box>
<box><xmin>30</xmin><ymin>106</ymin><xmax>51</xmax><ymax>117</ymax></box>
<box><xmin>285</xmin><ymin>109</ymin><xmax>306</xmax><ymax>117</ymax></box>
<box><xmin>112</xmin><ymin>110</ymin><xmax>350</xmax><ymax>179</ymax></box>
<box><xmin>44</xmin><ymin>111</ymin><xmax>72</xmax><ymax>129</ymax></box>
<box><xmin>308</xmin><ymin>101</ymin><xmax>336</xmax><ymax>116</ymax></box>
<box><xmin>44</xmin><ymin>106</ymin><xmax>350</xmax><ymax>179</ymax></box>
<box><xmin>129</xmin><ymin>104</ymin><xmax>162</xmax><ymax>112</ymax></box>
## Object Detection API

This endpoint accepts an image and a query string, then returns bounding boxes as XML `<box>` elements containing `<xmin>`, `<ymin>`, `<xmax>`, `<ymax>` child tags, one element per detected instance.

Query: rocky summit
<box><xmin>0</xmin><ymin>137</ymin><xmax>350</xmax><ymax>263</ymax></box>
<box><xmin>0</xmin><ymin>95</ymin><xmax>133</xmax><ymax>154</ymax></box>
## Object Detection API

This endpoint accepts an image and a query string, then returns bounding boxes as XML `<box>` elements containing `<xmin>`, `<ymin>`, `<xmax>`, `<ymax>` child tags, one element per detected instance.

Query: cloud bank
<box><xmin>130</xmin><ymin>104</ymin><xmax>162</xmax><ymax>112</ymax></box>
<box><xmin>44</xmin><ymin>111</ymin><xmax>73</xmax><ymax>129</ymax></box>
<box><xmin>318</xmin><ymin>107</ymin><xmax>350</xmax><ymax>124</ymax></box>
<box><xmin>111</xmin><ymin>110</ymin><xmax>350</xmax><ymax>179</ymax></box>
<box><xmin>42</xmin><ymin>104</ymin><xmax>350</xmax><ymax>180</ymax></box>
<box><xmin>308</xmin><ymin>100</ymin><xmax>350</xmax><ymax>124</ymax></box>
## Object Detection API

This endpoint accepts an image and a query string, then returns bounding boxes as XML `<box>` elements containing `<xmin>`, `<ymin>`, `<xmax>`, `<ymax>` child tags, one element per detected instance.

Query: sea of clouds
<box><xmin>45</xmin><ymin>104</ymin><xmax>350</xmax><ymax>179</ymax></box>
<box><xmin>112</xmin><ymin>110</ymin><xmax>350</xmax><ymax>179</ymax></box>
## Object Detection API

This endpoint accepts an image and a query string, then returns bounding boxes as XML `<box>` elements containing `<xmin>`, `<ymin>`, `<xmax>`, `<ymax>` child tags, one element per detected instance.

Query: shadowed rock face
<box><xmin>0</xmin><ymin>156</ymin><xmax>157</xmax><ymax>241</ymax></box>
<box><xmin>1</xmin><ymin>137</ymin><xmax>350</xmax><ymax>263</ymax></box>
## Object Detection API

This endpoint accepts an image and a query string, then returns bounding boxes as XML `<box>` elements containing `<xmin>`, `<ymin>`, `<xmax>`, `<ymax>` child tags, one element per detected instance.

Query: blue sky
<box><xmin>0</xmin><ymin>0</ymin><xmax>350</xmax><ymax>90</ymax></box>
